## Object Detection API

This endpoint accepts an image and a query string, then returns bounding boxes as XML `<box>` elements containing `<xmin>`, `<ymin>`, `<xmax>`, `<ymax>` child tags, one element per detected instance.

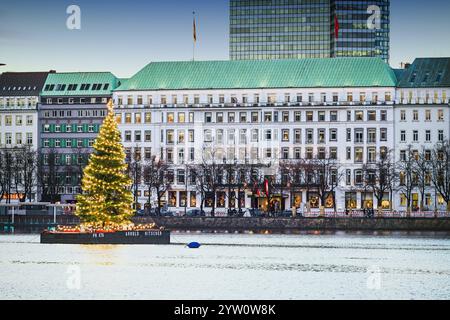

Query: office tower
<box><xmin>230</xmin><ymin>0</ymin><xmax>390</xmax><ymax>63</ymax></box>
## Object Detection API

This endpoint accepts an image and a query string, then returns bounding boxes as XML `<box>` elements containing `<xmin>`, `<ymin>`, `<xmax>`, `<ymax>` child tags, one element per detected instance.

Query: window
<box><xmin>251</xmin><ymin>129</ymin><xmax>259</xmax><ymax>142</ymax></box>
<box><xmin>367</xmin><ymin>129</ymin><xmax>376</xmax><ymax>143</ymax></box>
<box><xmin>426</xmin><ymin>130</ymin><xmax>431</xmax><ymax>142</ymax></box>
<box><xmin>413</xmin><ymin>110</ymin><xmax>419</xmax><ymax>121</ymax></box>
<box><xmin>240</xmin><ymin>112</ymin><xmax>247</xmax><ymax>123</ymax></box>
<box><xmin>294</xmin><ymin>111</ymin><xmax>301</xmax><ymax>122</ymax></box>
<box><xmin>380</xmin><ymin>110</ymin><xmax>387</xmax><ymax>121</ymax></box>
<box><xmin>239</xmin><ymin>129</ymin><xmax>247</xmax><ymax>144</ymax></box>
<box><xmin>367</xmin><ymin>111</ymin><xmax>376</xmax><ymax>121</ymax></box>
<box><xmin>347</xmin><ymin>92</ymin><xmax>353</xmax><ymax>102</ymax></box>
<box><xmin>400</xmin><ymin>110</ymin><xmax>406</xmax><ymax>121</ymax></box>
<box><xmin>306</xmin><ymin>148</ymin><xmax>313</xmax><ymax>159</ymax></box>
<box><xmin>413</xmin><ymin>130</ymin><xmax>419</xmax><ymax>142</ymax></box>
<box><xmin>355</xmin><ymin>111</ymin><xmax>364</xmax><ymax>121</ymax></box>
<box><xmin>438</xmin><ymin>110</ymin><xmax>444</xmax><ymax>121</ymax></box>
<box><xmin>135</xmin><ymin>131</ymin><xmax>142</xmax><ymax>142</ymax></box>
<box><xmin>306</xmin><ymin>129</ymin><xmax>313</xmax><ymax>144</ymax></box>
<box><xmin>346</xmin><ymin>170</ymin><xmax>351</xmax><ymax>185</ymax></box>
<box><xmin>330</xmin><ymin>111</ymin><xmax>338</xmax><ymax>121</ymax></box>
<box><xmin>318</xmin><ymin>129</ymin><xmax>325</xmax><ymax>144</ymax></box>
<box><xmin>125</xmin><ymin>113</ymin><xmax>132</xmax><ymax>124</ymax></box>
<box><xmin>264</xmin><ymin>112</ymin><xmax>272</xmax><ymax>122</ymax></box>
<box><xmin>346</xmin><ymin>129</ymin><xmax>351</xmax><ymax>142</ymax></box>
<box><xmin>355</xmin><ymin>129</ymin><xmax>364</xmax><ymax>143</ymax></box>
<box><xmin>330</xmin><ymin>147</ymin><xmax>337</xmax><ymax>160</ymax></box>
<box><xmin>282</xmin><ymin>129</ymin><xmax>289</xmax><ymax>142</ymax></box>
<box><xmin>355</xmin><ymin>170</ymin><xmax>363</xmax><ymax>185</ymax></box>
<box><xmin>205</xmin><ymin>112</ymin><xmax>212</xmax><ymax>123</ymax></box>
<box><xmin>167</xmin><ymin>130</ymin><xmax>175</xmax><ymax>144</ymax></box>
<box><xmin>204</xmin><ymin>130</ymin><xmax>212</xmax><ymax>142</ymax></box>
<box><xmin>438</xmin><ymin>130</ymin><xmax>444</xmax><ymax>142</ymax></box>
<box><xmin>367</xmin><ymin>147</ymin><xmax>376</xmax><ymax>163</ymax></box>
<box><xmin>26</xmin><ymin>133</ymin><xmax>33</xmax><ymax>145</ymax></box>
<box><xmin>306</xmin><ymin>111</ymin><xmax>313</xmax><ymax>122</ymax></box>
<box><xmin>329</xmin><ymin>129</ymin><xmax>337</xmax><ymax>142</ymax></box>
<box><xmin>318</xmin><ymin>111</ymin><xmax>325</xmax><ymax>122</ymax></box>
<box><xmin>145</xmin><ymin>112</ymin><xmax>151</xmax><ymax>123</ymax></box>
<box><xmin>380</xmin><ymin>128</ymin><xmax>388</xmax><ymax>141</ymax></box>
<box><xmin>5</xmin><ymin>115</ymin><xmax>12</xmax><ymax>126</ymax></box>
<box><xmin>135</xmin><ymin>113</ymin><xmax>142</xmax><ymax>124</ymax></box>
<box><xmin>251</xmin><ymin>112</ymin><xmax>258</xmax><ymax>123</ymax></box>
<box><xmin>354</xmin><ymin>148</ymin><xmax>363</xmax><ymax>163</ymax></box>
<box><xmin>294</xmin><ymin>129</ymin><xmax>301</xmax><ymax>144</ymax></box>
<box><xmin>228</xmin><ymin>112</ymin><xmax>235</xmax><ymax>123</ymax></box>
<box><xmin>346</xmin><ymin>147</ymin><xmax>351</xmax><ymax>160</ymax></box>
<box><xmin>217</xmin><ymin>112</ymin><xmax>223</xmax><ymax>123</ymax></box>
<box><xmin>167</xmin><ymin>113</ymin><xmax>174</xmax><ymax>123</ymax></box>
<box><xmin>188</xmin><ymin>130</ymin><xmax>194</xmax><ymax>143</ymax></box>
<box><xmin>425</xmin><ymin>110</ymin><xmax>431</xmax><ymax>121</ymax></box>
<box><xmin>124</xmin><ymin>131</ymin><xmax>131</xmax><ymax>142</ymax></box>
<box><xmin>282</xmin><ymin>111</ymin><xmax>289</xmax><ymax>122</ymax></box>
<box><xmin>400</xmin><ymin>131</ymin><xmax>406</xmax><ymax>142</ymax></box>
<box><xmin>16</xmin><ymin>133</ymin><xmax>22</xmax><ymax>145</ymax></box>
<box><xmin>282</xmin><ymin>148</ymin><xmax>289</xmax><ymax>160</ymax></box>
<box><xmin>265</xmin><ymin>130</ymin><xmax>272</xmax><ymax>141</ymax></box>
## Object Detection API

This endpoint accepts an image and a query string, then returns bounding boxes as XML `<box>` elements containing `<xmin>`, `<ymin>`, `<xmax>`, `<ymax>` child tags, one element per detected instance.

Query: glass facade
<box><xmin>230</xmin><ymin>0</ymin><xmax>390</xmax><ymax>63</ymax></box>
<box><xmin>332</xmin><ymin>0</ymin><xmax>390</xmax><ymax>62</ymax></box>
<box><xmin>230</xmin><ymin>0</ymin><xmax>332</xmax><ymax>60</ymax></box>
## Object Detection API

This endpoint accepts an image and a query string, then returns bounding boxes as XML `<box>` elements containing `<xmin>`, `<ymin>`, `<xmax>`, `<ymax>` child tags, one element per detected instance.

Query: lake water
<box><xmin>1</xmin><ymin>232</ymin><xmax>449</xmax><ymax>300</ymax></box>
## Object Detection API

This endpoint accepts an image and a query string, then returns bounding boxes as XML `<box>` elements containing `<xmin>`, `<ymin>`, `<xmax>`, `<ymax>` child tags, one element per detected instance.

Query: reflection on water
<box><xmin>0</xmin><ymin>233</ymin><xmax>449</xmax><ymax>300</ymax></box>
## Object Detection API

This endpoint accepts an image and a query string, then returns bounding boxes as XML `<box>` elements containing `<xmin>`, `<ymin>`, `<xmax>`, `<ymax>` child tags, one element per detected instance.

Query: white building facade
<box><xmin>114</xmin><ymin>58</ymin><xmax>405</xmax><ymax>212</ymax></box>
<box><xmin>0</xmin><ymin>72</ymin><xmax>51</xmax><ymax>203</ymax></box>
<box><xmin>393</xmin><ymin>58</ymin><xmax>450</xmax><ymax>211</ymax></box>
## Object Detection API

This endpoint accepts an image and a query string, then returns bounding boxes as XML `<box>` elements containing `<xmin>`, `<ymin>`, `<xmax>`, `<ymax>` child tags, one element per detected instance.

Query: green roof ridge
<box><xmin>115</xmin><ymin>57</ymin><xmax>397</xmax><ymax>91</ymax></box>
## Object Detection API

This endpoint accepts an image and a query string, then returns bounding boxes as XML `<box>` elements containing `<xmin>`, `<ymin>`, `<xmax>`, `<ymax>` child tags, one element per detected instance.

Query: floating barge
<box><xmin>40</xmin><ymin>229</ymin><xmax>170</xmax><ymax>245</ymax></box>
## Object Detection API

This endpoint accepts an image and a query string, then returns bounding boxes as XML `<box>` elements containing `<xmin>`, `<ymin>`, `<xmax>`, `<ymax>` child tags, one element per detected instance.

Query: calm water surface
<box><xmin>0</xmin><ymin>232</ymin><xmax>449</xmax><ymax>300</ymax></box>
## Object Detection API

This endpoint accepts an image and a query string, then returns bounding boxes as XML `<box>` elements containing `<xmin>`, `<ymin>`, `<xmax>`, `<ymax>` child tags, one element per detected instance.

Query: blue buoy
<box><xmin>187</xmin><ymin>242</ymin><xmax>201</xmax><ymax>249</ymax></box>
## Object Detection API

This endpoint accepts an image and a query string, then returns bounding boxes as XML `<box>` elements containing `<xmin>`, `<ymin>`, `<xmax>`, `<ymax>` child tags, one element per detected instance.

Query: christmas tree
<box><xmin>76</xmin><ymin>99</ymin><xmax>134</xmax><ymax>229</ymax></box>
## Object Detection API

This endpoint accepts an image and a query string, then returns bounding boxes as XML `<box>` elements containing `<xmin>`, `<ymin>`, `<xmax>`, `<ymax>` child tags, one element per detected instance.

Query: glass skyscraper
<box><xmin>230</xmin><ymin>0</ymin><xmax>390</xmax><ymax>63</ymax></box>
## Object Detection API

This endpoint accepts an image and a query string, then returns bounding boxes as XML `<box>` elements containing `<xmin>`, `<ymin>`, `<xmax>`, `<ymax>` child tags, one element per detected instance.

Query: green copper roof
<box><xmin>115</xmin><ymin>58</ymin><xmax>397</xmax><ymax>91</ymax></box>
<box><xmin>41</xmin><ymin>72</ymin><xmax>119</xmax><ymax>96</ymax></box>
<box><xmin>397</xmin><ymin>58</ymin><xmax>450</xmax><ymax>88</ymax></box>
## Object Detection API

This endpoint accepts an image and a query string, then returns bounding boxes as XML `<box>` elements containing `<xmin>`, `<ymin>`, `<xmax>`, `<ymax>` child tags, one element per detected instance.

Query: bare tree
<box><xmin>126</xmin><ymin>147</ymin><xmax>143</xmax><ymax>211</ymax></box>
<box><xmin>413</xmin><ymin>148</ymin><xmax>432</xmax><ymax>211</ymax></box>
<box><xmin>37</xmin><ymin>148</ymin><xmax>64</xmax><ymax>203</ymax></box>
<box><xmin>10</xmin><ymin>146</ymin><xmax>38</xmax><ymax>202</ymax></box>
<box><xmin>143</xmin><ymin>156</ymin><xmax>171</xmax><ymax>214</ymax></box>
<box><xmin>365</xmin><ymin>148</ymin><xmax>397</xmax><ymax>213</ymax></box>
<box><xmin>195</xmin><ymin>147</ymin><xmax>225</xmax><ymax>217</ymax></box>
<box><xmin>311</xmin><ymin>156</ymin><xmax>343</xmax><ymax>212</ymax></box>
<box><xmin>0</xmin><ymin>148</ymin><xmax>13</xmax><ymax>203</ymax></box>
<box><xmin>397</xmin><ymin>145</ymin><xmax>416</xmax><ymax>214</ymax></box>
<box><xmin>279</xmin><ymin>159</ymin><xmax>305</xmax><ymax>210</ymax></box>
<box><xmin>431</xmin><ymin>140</ymin><xmax>450</xmax><ymax>212</ymax></box>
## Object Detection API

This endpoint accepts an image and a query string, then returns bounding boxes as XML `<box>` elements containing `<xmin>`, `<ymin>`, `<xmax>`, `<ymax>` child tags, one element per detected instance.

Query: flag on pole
<box><xmin>193</xmin><ymin>13</ymin><xmax>197</xmax><ymax>43</ymax></box>
<box><xmin>334</xmin><ymin>14</ymin><xmax>340</xmax><ymax>39</ymax></box>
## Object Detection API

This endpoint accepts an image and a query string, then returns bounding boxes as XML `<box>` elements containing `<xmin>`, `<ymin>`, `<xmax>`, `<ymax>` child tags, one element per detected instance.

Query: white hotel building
<box><xmin>0</xmin><ymin>72</ymin><xmax>52</xmax><ymax>202</ymax></box>
<box><xmin>113</xmin><ymin>57</ymin><xmax>450</xmax><ymax>212</ymax></box>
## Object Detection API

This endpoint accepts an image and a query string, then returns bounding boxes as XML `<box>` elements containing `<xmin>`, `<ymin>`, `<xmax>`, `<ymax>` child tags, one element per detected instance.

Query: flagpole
<box><xmin>192</xmin><ymin>11</ymin><xmax>196</xmax><ymax>61</ymax></box>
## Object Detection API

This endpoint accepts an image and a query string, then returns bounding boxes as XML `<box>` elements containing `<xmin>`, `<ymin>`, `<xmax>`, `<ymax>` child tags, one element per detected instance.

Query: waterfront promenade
<box><xmin>1</xmin><ymin>212</ymin><xmax>450</xmax><ymax>234</ymax></box>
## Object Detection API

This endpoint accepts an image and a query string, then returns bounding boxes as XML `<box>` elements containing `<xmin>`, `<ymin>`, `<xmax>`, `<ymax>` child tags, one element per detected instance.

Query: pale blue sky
<box><xmin>1</xmin><ymin>0</ymin><xmax>450</xmax><ymax>77</ymax></box>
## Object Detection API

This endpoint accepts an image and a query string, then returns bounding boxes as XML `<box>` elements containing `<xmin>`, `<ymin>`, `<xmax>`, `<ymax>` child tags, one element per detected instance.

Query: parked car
<box><xmin>249</xmin><ymin>208</ymin><xmax>264</xmax><ymax>217</ymax></box>
<box><xmin>277</xmin><ymin>210</ymin><xmax>293</xmax><ymax>218</ymax></box>
<box><xmin>185</xmin><ymin>209</ymin><xmax>205</xmax><ymax>217</ymax></box>
<box><xmin>135</xmin><ymin>209</ymin><xmax>146</xmax><ymax>216</ymax></box>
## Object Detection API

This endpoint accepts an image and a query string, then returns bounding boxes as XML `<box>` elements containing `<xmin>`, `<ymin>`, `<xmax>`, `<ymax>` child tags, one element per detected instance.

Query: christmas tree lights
<box><xmin>76</xmin><ymin>99</ymin><xmax>134</xmax><ymax>229</ymax></box>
